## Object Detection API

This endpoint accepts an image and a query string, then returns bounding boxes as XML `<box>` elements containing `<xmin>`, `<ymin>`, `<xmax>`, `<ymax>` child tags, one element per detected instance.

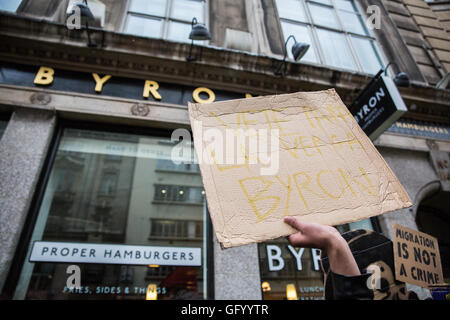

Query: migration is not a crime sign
<box><xmin>392</xmin><ymin>222</ymin><xmax>444</xmax><ymax>288</ymax></box>
<box><xmin>188</xmin><ymin>90</ymin><xmax>412</xmax><ymax>248</ymax></box>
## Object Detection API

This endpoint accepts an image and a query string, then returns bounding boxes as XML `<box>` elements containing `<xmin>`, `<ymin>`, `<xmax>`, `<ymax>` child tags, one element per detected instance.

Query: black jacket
<box><xmin>326</xmin><ymin>271</ymin><xmax>374</xmax><ymax>300</ymax></box>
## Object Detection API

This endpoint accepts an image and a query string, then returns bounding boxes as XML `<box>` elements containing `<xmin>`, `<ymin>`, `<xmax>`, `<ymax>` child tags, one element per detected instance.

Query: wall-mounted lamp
<box><xmin>186</xmin><ymin>17</ymin><xmax>212</xmax><ymax>62</ymax></box>
<box><xmin>384</xmin><ymin>62</ymin><xmax>410</xmax><ymax>87</ymax></box>
<box><xmin>275</xmin><ymin>35</ymin><xmax>310</xmax><ymax>77</ymax></box>
<box><xmin>68</xmin><ymin>0</ymin><xmax>96</xmax><ymax>47</ymax></box>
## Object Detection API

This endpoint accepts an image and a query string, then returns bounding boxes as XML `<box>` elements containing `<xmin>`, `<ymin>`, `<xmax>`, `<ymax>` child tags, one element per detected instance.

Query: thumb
<box><xmin>284</xmin><ymin>216</ymin><xmax>303</xmax><ymax>232</ymax></box>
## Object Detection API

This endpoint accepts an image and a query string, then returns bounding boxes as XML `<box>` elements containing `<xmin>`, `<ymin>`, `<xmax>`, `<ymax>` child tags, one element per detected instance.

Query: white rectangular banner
<box><xmin>29</xmin><ymin>241</ymin><xmax>202</xmax><ymax>266</ymax></box>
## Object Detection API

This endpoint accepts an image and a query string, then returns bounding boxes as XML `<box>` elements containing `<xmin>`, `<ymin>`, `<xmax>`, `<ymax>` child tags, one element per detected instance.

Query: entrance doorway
<box><xmin>416</xmin><ymin>189</ymin><xmax>450</xmax><ymax>283</ymax></box>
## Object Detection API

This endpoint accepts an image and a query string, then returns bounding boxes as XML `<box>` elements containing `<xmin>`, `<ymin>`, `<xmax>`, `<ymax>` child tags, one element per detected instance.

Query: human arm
<box><xmin>283</xmin><ymin>216</ymin><xmax>360</xmax><ymax>276</ymax></box>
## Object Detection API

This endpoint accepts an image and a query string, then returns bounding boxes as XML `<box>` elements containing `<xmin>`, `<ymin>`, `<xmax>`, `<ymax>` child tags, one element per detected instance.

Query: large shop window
<box><xmin>259</xmin><ymin>218</ymin><xmax>374</xmax><ymax>300</ymax></box>
<box><xmin>13</xmin><ymin>128</ymin><xmax>209</xmax><ymax>300</ymax></box>
<box><xmin>275</xmin><ymin>0</ymin><xmax>384</xmax><ymax>74</ymax></box>
<box><xmin>124</xmin><ymin>0</ymin><xmax>208</xmax><ymax>43</ymax></box>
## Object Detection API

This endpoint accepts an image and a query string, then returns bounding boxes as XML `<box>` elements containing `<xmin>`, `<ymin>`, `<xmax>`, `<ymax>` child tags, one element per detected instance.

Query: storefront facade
<box><xmin>0</xmin><ymin>0</ymin><xmax>449</xmax><ymax>300</ymax></box>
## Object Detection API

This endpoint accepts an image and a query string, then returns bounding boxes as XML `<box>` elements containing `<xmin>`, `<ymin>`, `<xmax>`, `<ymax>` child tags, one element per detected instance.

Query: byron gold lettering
<box><xmin>34</xmin><ymin>66</ymin><xmax>55</xmax><ymax>85</ymax></box>
<box><xmin>193</xmin><ymin>87</ymin><xmax>215</xmax><ymax>104</ymax></box>
<box><xmin>143</xmin><ymin>80</ymin><xmax>162</xmax><ymax>100</ymax></box>
<box><xmin>92</xmin><ymin>73</ymin><xmax>112</xmax><ymax>93</ymax></box>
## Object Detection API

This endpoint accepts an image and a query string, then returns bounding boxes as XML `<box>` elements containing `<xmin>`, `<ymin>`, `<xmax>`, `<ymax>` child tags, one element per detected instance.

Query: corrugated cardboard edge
<box><xmin>188</xmin><ymin>90</ymin><xmax>413</xmax><ymax>248</ymax></box>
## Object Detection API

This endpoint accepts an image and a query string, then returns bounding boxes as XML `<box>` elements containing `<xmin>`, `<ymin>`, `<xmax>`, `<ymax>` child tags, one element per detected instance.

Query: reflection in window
<box><xmin>0</xmin><ymin>0</ymin><xmax>22</xmax><ymax>12</ymax></box>
<box><xmin>99</xmin><ymin>172</ymin><xmax>118</xmax><ymax>196</ymax></box>
<box><xmin>13</xmin><ymin>128</ymin><xmax>206</xmax><ymax>300</ymax></box>
<box><xmin>156</xmin><ymin>159</ymin><xmax>200</xmax><ymax>173</ymax></box>
<box><xmin>275</xmin><ymin>0</ymin><xmax>384</xmax><ymax>74</ymax></box>
<box><xmin>259</xmin><ymin>239</ymin><xmax>324</xmax><ymax>300</ymax></box>
<box><xmin>259</xmin><ymin>218</ymin><xmax>374</xmax><ymax>300</ymax></box>
<box><xmin>308</xmin><ymin>3</ymin><xmax>340</xmax><ymax>29</ymax></box>
<box><xmin>154</xmin><ymin>184</ymin><xmax>204</xmax><ymax>204</ymax></box>
<box><xmin>124</xmin><ymin>0</ymin><xmax>207</xmax><ymax>43</ymax></box>
<box><xmin>150</xmin><ymin>219</ymin><xmax>203</xmax><ymax>239</ymax></box>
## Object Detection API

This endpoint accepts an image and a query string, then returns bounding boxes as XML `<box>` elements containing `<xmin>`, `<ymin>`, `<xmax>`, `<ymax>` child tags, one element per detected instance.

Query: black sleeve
<box><xmin>327</xmin><ymin>271</ymin><xmax>374</xmax><ymax>300</ymax></box>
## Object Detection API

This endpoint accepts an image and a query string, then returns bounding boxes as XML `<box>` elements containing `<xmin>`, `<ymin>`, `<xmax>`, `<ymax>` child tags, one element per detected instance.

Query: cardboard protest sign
<box><xmin>188</xmin><ymin>90</ymin><xmax>412</xmax><ymax>248</ymax></box>
<box><xmin>392</xmin><ymin>222</ymin><xmax>444</xmax><ymax>288</ymax></box>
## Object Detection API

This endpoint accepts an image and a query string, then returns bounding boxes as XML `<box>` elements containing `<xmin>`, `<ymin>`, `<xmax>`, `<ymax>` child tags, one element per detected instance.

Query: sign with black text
<box><xmin>392</xmin><ymin>223</ymin><xmax>444</xmax><ymax>288</ymax></box>
<box><xmin>29</xmin><ymin>241</ymin><xmax>202</xmax><ymax>266</ymax></box>
<box><xmin>350</xmin><ymin>73</ymin><xmax>407</xmax><ymax>141</ymax></box>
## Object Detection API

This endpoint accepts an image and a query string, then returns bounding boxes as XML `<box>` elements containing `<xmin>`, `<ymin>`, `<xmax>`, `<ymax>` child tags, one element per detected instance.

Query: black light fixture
<box><xmin>384</xmin><ymin>62</ymin><xmax>410</xmax><ymax>87</ymax></box>
<box><xmin>69</xmin><ymin>0</ymin><xmax>96</xmax><ymax>47</ymax></box>
<box><xmin>275</xmin><ymin>35</ymin><xmax>310</xmax><ymax>77</ymax></box>
<box><xmin>187</xmin><ymin>17</ymin><xmax>212</xmax><ymax>62</ymax></box>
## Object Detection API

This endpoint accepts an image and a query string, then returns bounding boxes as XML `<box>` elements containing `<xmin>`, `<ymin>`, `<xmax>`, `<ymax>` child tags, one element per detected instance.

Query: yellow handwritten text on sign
<box><xmin>207</xmin><ymin>104</ymin><xmax>377</xmax><ymax>223</ymax></box>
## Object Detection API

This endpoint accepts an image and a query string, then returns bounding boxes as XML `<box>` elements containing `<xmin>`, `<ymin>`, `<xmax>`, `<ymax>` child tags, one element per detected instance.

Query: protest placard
<box><xmin>392</xmin><ymin>222</ymin><xmax>444</xmax><ymax>288</ymax></box>
<box><xmin>188</xmin><ymin>90</ymin><xmax>412</xmax><ymax>248</ymax></box>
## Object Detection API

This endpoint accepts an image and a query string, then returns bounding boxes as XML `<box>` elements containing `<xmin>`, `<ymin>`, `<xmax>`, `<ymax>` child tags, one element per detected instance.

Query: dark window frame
<box><xmin>1</xmin><ymin>118</ymin><xmax>215</xmax><ymax>300</ymax></box>
<box><xmin>0</xmin><ymin>113</ymin><xmax>11</xmax><ymax>140</ymax></box>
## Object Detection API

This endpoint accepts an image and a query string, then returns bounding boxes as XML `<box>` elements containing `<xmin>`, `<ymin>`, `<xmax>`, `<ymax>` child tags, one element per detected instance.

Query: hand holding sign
<box><xmin>284</xmin><ymin>216</ymin><xmax>360</xmax><ymax>277</ymax></box>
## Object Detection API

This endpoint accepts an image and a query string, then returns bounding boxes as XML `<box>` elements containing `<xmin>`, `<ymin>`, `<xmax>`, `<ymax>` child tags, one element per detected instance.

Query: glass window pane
<box><xmin>275</xmin><ymin>0</ymin><xmax>308</xmax><ymax>23</ymax></box>
<box><xmin>129</xmin><ymin>0</ymin><xmax>167</xmax><ymax>17</ymax></box>
<box><xmin>171</xmin><ymin>0</ymin><xmax>205</xmax><ymax>23</ymax></box>
<box><xmin>348</xmin><ymin>218</ymin><xmax>374</xmax><ymax>231</ymax></box>
<box><xmin>316</xmin><ymin>28</ymin><xmax>357</xmax><ymax>70</ymax></box>
<box><xmin>0</xmin><ymin>0</ymin><xmax>22</xmax><ymax>12</ymax></box>
<box><xmin>125</xmin><ymin>15</ymin><xmax>163</xmax><ymax>38</ymax></box>
<box><xmin>259</xmin><ymin>240</ymin><xmax>324</xmax><ymax>300</ymax></box>
<box><xmin>281</xmin><ymin>21</ymin><xmax>318</xmax><ymax>63</ymax></box>
<box><xmin>13</xmin><ymin>128</ymin><xmax>206</xmax><ymax>300</ymax></box>
<box><xmin>167</xmin><ymin>21</ymin><xmax>192</xmax><ymax>43</ymax></box>
<box><xmin>309</xmin><ymin>0</ymin><xmax>332</xmax><ymax>5</ymax></box>
<box><xmin>308</xmin><ymin>3</ymin><xmax>340</xmax><ymax>29</ymax></box>
<box><xmin>335</xmin><ymin>0</ymin><xmax>357</xmax><ymax>12</ymax></box>
<box><xmin>351</xmin><ymin>36</ymin><xmax>383</xmax><ymax>74</ymax></box>
<box><xmin>338</xmin><ymin>11</ymin><xmax>367</xmax><ymax>35</ymax></box>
